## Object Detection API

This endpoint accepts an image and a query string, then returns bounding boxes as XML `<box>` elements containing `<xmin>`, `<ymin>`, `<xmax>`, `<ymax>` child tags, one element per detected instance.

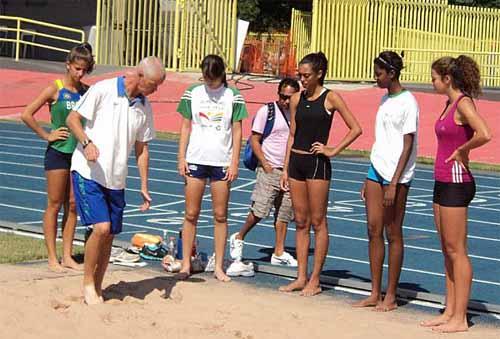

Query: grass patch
<box><xmin>0</xmin><ymin>232</ymin><xmax>84</xmax><ymax>264</ymax></box>
<box><xmin>155</xmin><ymin>130</ymin><xmax>182</xmax><ymax>141</ymax></box>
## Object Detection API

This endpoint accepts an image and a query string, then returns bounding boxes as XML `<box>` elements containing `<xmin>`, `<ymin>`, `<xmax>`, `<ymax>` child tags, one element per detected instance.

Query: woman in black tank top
<box><xmin>279</xmin><ymin>52</ymin><xmax>362</xmax><ymax>296</ymax></box>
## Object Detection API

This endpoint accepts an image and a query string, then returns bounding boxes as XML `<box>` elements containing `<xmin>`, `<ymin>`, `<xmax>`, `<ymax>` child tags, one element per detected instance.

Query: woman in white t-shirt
<box><xmin>175</xmin><ymin>55</ymin><xmax>248</xmax><ymax>282</ymax></box>
<box><xmin>353</xmin><ymin>51</ymin><xmax>419</xmax><ymax>311</ymax></box>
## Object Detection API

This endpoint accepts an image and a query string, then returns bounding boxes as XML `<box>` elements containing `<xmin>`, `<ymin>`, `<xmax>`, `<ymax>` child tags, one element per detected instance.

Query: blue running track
<box><xmin>0</xmin><ymin>121</ymin><xmax>499</xmax><ymax>306</ymax></box>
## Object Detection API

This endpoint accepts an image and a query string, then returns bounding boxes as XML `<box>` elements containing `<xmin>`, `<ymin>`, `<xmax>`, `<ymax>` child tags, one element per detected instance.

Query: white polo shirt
<box><xmin>71</xmin><ymin>77</ymin><xmax>155</xmax><ymax>190</ymax></box>
<box><xmin>370</xmin><ymin>90</ymin><xmax>419</xmax><ymax>183</ymax></box>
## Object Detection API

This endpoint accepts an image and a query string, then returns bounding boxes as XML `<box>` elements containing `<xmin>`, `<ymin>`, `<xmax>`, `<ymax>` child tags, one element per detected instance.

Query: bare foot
<box><xmin>62</xmin><ymin>258</ymin><xmax>83</xmax><ymax>271</ymax></box>
<box><xmin>83</xmin><ymin>285</ymin><xmax>102</xmax><ymax>305</ymax></box>
<box><xmin>300</xmin><ymin>281</ymin><xmax>322</xmax><ymax>297</ymax></box>
<box><xmin>432</xmin><ymin>319</ymin><xmax>468</xmax><ymax>333</ymax></box>
<box><xmin>214</xmin><ymin>269</ymin><xmax>231</xmax><ymax>282</ymax></box>
<box><xmin>352</xmin><ymin>295</ymin><xmax>380</xmax><ymax>308</ymax></box>
<box><xmin>174</xmin><ymin>271</ymin><xmax>191</xmax><ymax>281</ymax></box>
<box><xmin>279</xmin><ymin>279</ymin><xmax>306</xmax><ymax>293</ymax></box>
<box><xmin>48</xmin><ymin>262</ymin><xmax>66</xmax><ymax>273</ymax></box>
<box><xmin>420</xmin><ymin>313</ymin><xmax>452</xmax><ymax>327</ymax></box>
<box><xmin>95</xmin><ymin>284</ymin><xmax>103</xmax><ymax>299</ymax></box>
<box><xmin>374</xmin><ymin>298</ymin><xmax>398</xmax><ymax>312</ymax></box>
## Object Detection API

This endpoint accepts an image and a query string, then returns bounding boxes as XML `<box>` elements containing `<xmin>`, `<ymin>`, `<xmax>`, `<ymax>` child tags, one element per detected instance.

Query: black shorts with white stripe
<box><xmin>288</xmin><ymin>151</ymin><xmax>331</xmax><ymax>181</ymax></box>
<box><xmin>433</xmin><ymin>180</ymin><xmax>476</xmax><ymax>207</ymax></box>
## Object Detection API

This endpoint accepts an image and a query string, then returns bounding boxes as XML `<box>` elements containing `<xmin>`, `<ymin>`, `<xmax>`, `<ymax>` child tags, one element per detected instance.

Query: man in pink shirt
<box><xmin>228</xmin><ymin>78</ymin><xmax>300</xmax><ymax>275</ymax></box>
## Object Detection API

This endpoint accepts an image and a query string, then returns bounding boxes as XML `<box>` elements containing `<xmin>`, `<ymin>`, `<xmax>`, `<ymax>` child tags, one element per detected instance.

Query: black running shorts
<box><xmin>433</xmin><ymin>180</ymin><xmax>476</xmax><ymax>207</ymax></box>
<box><xmin>288</xmin><ymin>152</ymin><xmax>331</xmax><ymax>181</ymax></box>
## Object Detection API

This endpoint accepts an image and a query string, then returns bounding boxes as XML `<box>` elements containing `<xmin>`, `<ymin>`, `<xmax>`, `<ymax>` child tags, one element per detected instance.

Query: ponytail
<box><xmin>67</xmin><ymin>42</ymin><xmax>95</xmax><ymax>74</ymax></box>
<box><xmin>299</xmin><ymin>52</ymin><xmax>328</xmax><ymax>85</ymax></box>
<box><xmin>432</xmin><ymin>55</ymin><xmax>481</xmax><ymax>98</ymax></box>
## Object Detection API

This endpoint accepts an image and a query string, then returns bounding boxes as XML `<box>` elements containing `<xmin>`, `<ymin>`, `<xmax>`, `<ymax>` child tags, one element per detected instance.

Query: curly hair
<box><xmin>373</xmin><ymin>51</ymin><xmax>404</xmax><ymax>78</ymax></box>
<box><xmin>67</xmin><ymin>42</ymin><xmax>95</xmax><ymax>74</ymax></box>
<box><xmin>431</xmin><ymin>55</ymin><xmax>482</xmax><ymax>98</ymax></box>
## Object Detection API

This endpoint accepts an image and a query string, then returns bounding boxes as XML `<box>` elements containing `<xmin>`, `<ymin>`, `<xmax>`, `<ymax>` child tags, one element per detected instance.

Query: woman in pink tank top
<box><xmin>420</xmin><ymin>56</ymin><xmax>491</xmax><ymax>333</ymax></box>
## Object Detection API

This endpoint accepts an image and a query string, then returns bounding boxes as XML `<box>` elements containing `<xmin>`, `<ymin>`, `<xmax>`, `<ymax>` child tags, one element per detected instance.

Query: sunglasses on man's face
<box><xmin>278</xmin><ymin>93</ymin><xmax>292</xmax><ymax>101</ymax></box>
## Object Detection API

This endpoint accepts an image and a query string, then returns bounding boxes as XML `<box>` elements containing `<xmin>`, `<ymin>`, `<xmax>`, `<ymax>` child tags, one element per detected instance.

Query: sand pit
<box><xmin>0</xmin><ymin>263</ymin><xmax>498</xmax><ymax>339</ymax></box>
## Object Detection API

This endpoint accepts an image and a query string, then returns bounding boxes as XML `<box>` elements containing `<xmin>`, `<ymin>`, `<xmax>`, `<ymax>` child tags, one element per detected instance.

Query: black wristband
<box><xmin>82</xmin><ymin>139</ymin><xmax>92</xmax><ymax>149</ymax></box>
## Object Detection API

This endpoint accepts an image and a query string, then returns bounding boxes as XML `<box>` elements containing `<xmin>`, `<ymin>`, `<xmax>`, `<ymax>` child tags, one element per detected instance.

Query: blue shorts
<box><xmin>366</xmin><ymin>164</ymin><xmax>411</xmax><ymax>187</ymax></box>
<box><xmin>187</xmin><ymin>163</ymin><xmax>227</xmax><ymax>181</ymax></box>
<box><xmin>44</xmin><ymin>146</ymin><xmax>72</xmax><ymax>171</ymax></box>
<box><xmin>71</xmin><ymin>171</ymin><xmax>126</xmax><ymax>235</ymax></box>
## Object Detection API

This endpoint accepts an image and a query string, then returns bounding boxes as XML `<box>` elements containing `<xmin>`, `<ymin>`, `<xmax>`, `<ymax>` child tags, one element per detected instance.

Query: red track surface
<box><xmin>1</xmin><ymin>68</ymin><xmax>497</xmax><ymax>164</ymax></box>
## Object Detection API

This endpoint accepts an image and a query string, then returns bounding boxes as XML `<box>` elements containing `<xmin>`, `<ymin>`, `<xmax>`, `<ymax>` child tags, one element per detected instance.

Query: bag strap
<box><xmin>274</xmin><ymin>101</ymin><xmax>290</xmax><ymax>127</ymax></box>
<box><xmin>261</xmin><ymin>102</ymin><xmax>275</xmax><ymax>141</ymax></box>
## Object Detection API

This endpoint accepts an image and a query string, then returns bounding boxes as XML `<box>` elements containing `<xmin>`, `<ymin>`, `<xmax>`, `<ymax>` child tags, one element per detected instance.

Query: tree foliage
<box><xmin>237</xmin><ymin>0</ymin><xmax>311</xmax><ymax>33</ymax></box>
<box><xmin>237</xmin><ymin>0</ymin><xmax>260</xmax><ymax>24</ymax></box>
<box><xmin>449</xmin><ymin>0</ymin><xmax>500</xmax><ymax>8</ymax></box>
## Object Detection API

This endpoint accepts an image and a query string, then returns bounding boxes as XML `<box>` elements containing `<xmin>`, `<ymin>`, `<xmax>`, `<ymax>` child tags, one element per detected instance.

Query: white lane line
<box><xmin>329</xmin><ymin>213</ymin><xmax>500</xmax><ymax>242</ymax></box>
<box><xmin>1</xmin><ymin>171</ymin><xmax>499</xmax><ymax>238</ymax></box>
<box><xmin>0</xmin><ymin>160</ymin><xmax>41</xmax><ymax>167</ymax></box>
<box><xmin>1</xmin><ymin>132</ymin><xmax>499</xmax><ymax>181</ymax></box>
<box><xmin>0</xmin><ymin>150</ymin><xmax>256</xmax><ymax>182</ymax></box>
<box><xmin>0</xmin><ymin>202</ymin><xmax>44</xmax><ymax>213</ymax></box>
<box><xmin>336</xmin><ymin>200</ymin><xmax>500</xmax><ymax>227</ymax></box>
<box><xmin>117</xmin><ymin>221</ymin><xmax>500</xmax><ymax>287</ymax></box>
<box><xmin>0</xmin><ymin>150</ymin><xmax>42</xmax><ymax>158</ymax></box>
<box><xmin>4</xmin><ymin>180</ymin><xmax>499</xmax><ymax>254</ymax></box>
<box><xmin>124</xmin><ymin>178</ymin><xmax>256</xmax><ymax>215</ymax></box>
<box><xmin>1</xmin><ymin>146</ymin><xmax>497</xmax><ymax>190</ymax></box>
<box><xmin>479</xmin><ymin>203</ymin><xmax>500</xmax><ymax>207</ymax></box>
<box><xmin>408</xmin><ymin>195</ymin><xmax>500</xmax><ymax>211</ymax></box>
<box><xmin>19</xmin><ymin>220</ymin><xmax>44</xmax><ymax>225</ymax></box>
<box><xmin>327</xmin><ymin>158</ymin><xmax>500</xmax><ymax>181</ymax></box>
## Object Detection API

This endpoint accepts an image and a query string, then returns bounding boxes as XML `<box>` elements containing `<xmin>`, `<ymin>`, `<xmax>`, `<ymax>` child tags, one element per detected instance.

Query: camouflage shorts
<box><xmin>250</xmin><ymin>166</ymin><xmax>293</xmax><ymax>223</ymax></box>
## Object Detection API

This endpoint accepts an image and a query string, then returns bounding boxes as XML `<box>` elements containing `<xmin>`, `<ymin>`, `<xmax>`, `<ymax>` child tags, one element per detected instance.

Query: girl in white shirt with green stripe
<box><xmin>176</xmin><ymin>55</ymin><xmax>248</xmax><ymax>282</ymax></box>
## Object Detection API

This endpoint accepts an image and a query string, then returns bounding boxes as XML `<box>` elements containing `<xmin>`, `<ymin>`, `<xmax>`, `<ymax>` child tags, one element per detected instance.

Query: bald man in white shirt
<box><xmin>67</xmin><ymin>57</ymin><xmax>166</xmax><ymax>305</ymax></box>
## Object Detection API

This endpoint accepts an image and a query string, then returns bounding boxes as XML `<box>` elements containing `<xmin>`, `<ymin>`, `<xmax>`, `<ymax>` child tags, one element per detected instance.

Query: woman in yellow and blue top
<box><xmin>21</xmin><ymin>43</ymin><xmax>94</xmax><ymax>272</ymax></box>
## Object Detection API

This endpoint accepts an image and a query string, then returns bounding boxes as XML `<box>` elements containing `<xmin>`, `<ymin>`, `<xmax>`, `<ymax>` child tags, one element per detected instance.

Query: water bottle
<box><xmin>167</xmin><ymin>236</ymin><xmax>177</xmax><ymax>257</ymax></box>
<box><xmin>176</xmin><ymin>230</ymin><xmax>183</xmax><ymax>260</ymax></box>
<box><xmin>162</xmin><ymin>230</ymin><xmax>168</xmax><ymax>247</ymax></box>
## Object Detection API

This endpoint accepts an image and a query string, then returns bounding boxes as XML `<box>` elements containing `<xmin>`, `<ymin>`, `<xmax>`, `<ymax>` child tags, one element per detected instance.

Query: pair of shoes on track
<box><xmin>229</xmin><ymin>232</ymin><xmax>298</xmax><ymax>267</ymax></box>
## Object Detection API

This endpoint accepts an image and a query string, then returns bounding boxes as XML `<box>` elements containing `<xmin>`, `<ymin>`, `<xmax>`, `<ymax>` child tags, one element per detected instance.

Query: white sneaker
<box><xmin>271</xmin><ymin>251</ymin><xmax>298</xmax><ymax>267</ymax></box>
<box><xmin>229</xmin><ymin>232</ymin><xmax>244</xmax><ymax>261</ymax></box>
<box><xmin>226</xmin><ymin>260</ymin><xmax>255</xmax><ymax>277</ymax></box>
<box><xmin>204</xmin><ymin>253</ymin><xmax>216</xmax><ymax>272</ymax></box>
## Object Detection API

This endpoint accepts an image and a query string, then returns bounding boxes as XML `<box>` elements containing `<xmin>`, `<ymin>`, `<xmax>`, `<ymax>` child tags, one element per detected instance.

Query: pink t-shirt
<box><xmin>252</xmin><ymin>103</ymin><xmax>290</xmax><ymax>168</ymax></box>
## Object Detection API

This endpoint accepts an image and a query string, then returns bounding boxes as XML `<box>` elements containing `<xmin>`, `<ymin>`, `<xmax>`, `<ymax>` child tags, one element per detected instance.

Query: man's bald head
<box><xmin>138</xmin><ymin>56</ymin><xmax>166</xmax><ymax>83</ymax></box>
<box><xmin>126</xmin><ymin>56</ymin><xmax>166</xmax><ymax>96</ymax></box>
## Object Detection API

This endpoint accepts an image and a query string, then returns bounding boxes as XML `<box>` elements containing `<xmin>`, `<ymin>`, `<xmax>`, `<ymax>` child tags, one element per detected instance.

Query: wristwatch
<box><xmin>82</xmin><ymin>139</ymin><xmax>92</xmax><ymax>149</ymax></box>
